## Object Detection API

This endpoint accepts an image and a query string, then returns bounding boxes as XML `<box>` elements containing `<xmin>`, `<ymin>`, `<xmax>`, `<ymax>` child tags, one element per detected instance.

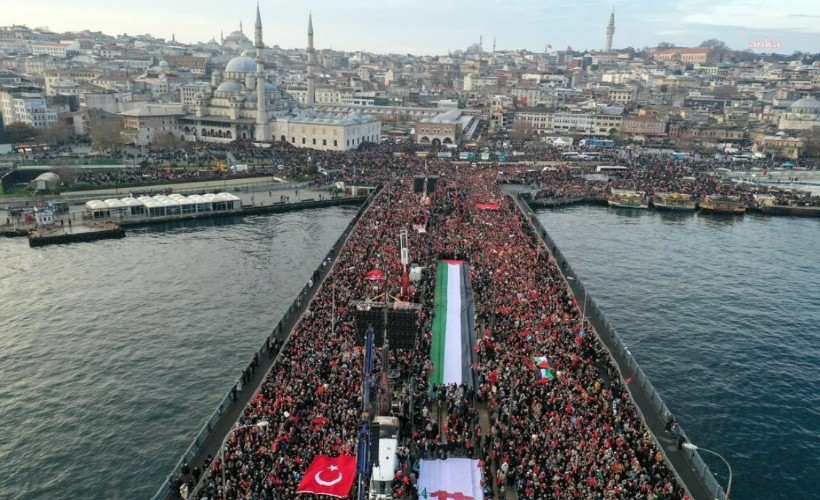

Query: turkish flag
<box><xmin>297</xmin><ymin>454</ymin><xmax>357</xmax><ymax>498</ymax></box>
<box><xmin>364</xmin><ymin>269</ymin><xmax>385</xmax><ymax>280</ymax></box>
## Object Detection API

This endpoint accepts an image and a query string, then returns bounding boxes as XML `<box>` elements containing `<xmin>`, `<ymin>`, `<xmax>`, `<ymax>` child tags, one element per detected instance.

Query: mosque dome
<box><xmin>216</xmin><ymin>80</ymin><xmax>243</xmax><ymax>93</ymax></box>
<box><xmin>789</xmin><ymin>97</ymin><xmax>820</xmax><ymax>113</ymax></box>
<box><xmin>264</xmin><ymin>82</ymin><xmax>279</xmax><ymax>92</ymax></box>
<box><xmin>158</xmin><ymin>60</ymin><xmax>169</xmax><ymax>69</ymax></box>
<box><xmin>225</xmin><ymin>56</ymin><xmax>257</xmax><ymax>74</ymax></box>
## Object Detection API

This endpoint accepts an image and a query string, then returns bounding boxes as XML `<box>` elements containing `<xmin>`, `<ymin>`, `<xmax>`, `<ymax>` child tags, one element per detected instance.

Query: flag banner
<box><xmin>533</xmin><ymin>356</ymin><xmax>555</xmax><ymax>382</ymax></box>
<box><xmin>296</xmin><ymin>454</ymin><xmax>357</xmax><ymax>498</ymax></box>
<box><xmin>429</xmin><ymin>261</ymin><xmax>476</xmax><ymax>389</ymax></box>
<box><xmin>364</xmin><ymin>269</ymin><xmax>385</xmax><ymax>280</ymax></box>
<box><xmin>419</xmin><ymin>458</ymin><xmax>484</xmax><ymax>500</ymax></box>
<box><xmin>475</xmin><ymin>203</ymin><xmax>500</xmax><ymax>211</ymax></box>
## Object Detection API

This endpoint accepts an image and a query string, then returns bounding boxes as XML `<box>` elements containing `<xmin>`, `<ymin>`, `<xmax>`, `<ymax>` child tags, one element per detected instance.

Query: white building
<box><xmin>0</xmin><ymin>86</ymin><xmax>57</xmax><ymax>129</ymax></box>
<box><xmin>31</xmin><ymin>40</ymin><xmax>81</xmax><ymax>58</ymax></box>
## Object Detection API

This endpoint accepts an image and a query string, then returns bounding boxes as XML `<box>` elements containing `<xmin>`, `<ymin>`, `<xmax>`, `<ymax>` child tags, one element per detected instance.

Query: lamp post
<box><xmin>682</xmin><ymin>443</ymin><xmax>732</xmax><ymax>500</ymax></box>
<box><xmin>220</xmin><ymin>420</ymin><xmax>269</xmax><ymax>500</ymax></box>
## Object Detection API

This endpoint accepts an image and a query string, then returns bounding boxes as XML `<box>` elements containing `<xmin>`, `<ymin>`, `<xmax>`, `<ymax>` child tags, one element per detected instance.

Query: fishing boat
<box><xmin>608</xmin><ymin>189</ymin><xmax>648</xmax><ymax>209</ymax></box>
<box><xmin>698</xmin><ymin>195</ymin><xmax>746</xmax><ymax>214</ymax></box>
<box><xmin>652</xmin><ymin>193</ymin><xmax>696</xmax><ymax>212</ymax></box>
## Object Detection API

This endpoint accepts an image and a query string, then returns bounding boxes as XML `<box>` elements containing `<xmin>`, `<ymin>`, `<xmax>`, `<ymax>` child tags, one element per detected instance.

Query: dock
<box><xmin>28</xmin><ymin>221</ymin><xmax>125</xmax><ymax>247</ymax></box>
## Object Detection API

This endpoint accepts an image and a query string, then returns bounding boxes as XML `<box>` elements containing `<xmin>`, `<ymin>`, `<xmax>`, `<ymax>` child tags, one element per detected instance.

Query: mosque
<box><xmin>778</xmin><ymin>96</ymin><xmax>820</xmax><ymax>132</ymax></box>
<box><xmin>130</xmin><ymin>6</ymin><xmax>380</xmax><ymax>151</ymax></box>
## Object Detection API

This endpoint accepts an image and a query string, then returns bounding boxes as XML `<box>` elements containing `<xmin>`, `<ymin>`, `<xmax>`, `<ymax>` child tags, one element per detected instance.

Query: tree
<box><xmin>699</xmin><ymin>39</ymin><xmax>729</xmax><ymax>51</ymax></box>
<box><xmin>5</xmin><ymin>122</ymin><xmax>40</xmax><ymax>143</ymax></box>
<box><xmin>511</xmin><ymin>120</ymin><xmax>535</xmax><ymax>143</ymax></box>
<box><xmin>40</xmin><ymin>121</ymin><xmax>74</xmax><ymax>145</ymax></box>
<box><xmin>154</xmin><ymin>132</ymin><xmax>181</xmax><ymax>150</ymax></box>
<box><xmin>88</xmin><ymin>113</ymin><xmax>125</xmax><ymax>152</ymax></box>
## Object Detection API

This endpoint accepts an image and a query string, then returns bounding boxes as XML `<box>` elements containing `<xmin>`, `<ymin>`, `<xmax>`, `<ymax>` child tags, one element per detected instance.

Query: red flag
<box><xmin>297</xmin><ymin>455</ymin><xmax>357</xmax><ymax>497</ymax></box>
<box><xmin>624</xmin><ymin>377</ymin><xmax>632</xmax><ymax>384</ymax></box>
<box><xmin>548</xmin><ymin>44</ymin><xmax>553</xmax><ymax>49</ymax></box>
<box><xmin>364</xmin><ymin>269</ymin><xmax>385</xmax><ymax>280</ymax></box>
<box><xmin>475</xmin><ymin>202</ymin><xmax>500</xmax><ymax>211</ymax></box>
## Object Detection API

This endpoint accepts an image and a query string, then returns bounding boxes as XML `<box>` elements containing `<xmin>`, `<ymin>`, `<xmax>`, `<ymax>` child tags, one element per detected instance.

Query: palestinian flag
<box><xmin>534</xmin><ymin>356</ymin><xmax>555</xmax><ymax>382</ymax></box>
<box><xmin>429</xmin><ymin>261</ymin><xmax>476</xmax><ymax>389</ymax></box>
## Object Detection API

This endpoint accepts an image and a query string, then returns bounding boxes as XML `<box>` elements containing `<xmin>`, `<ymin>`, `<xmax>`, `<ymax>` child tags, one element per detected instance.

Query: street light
<box><xmin>682</xmin><ymin>443</ymin><xmax>732</xmax><ymax>500</ymax></box>
<box><xmin>220</xmin><ymin>420</ymin><xmax>269</xmax><ymax>500</ymax></box>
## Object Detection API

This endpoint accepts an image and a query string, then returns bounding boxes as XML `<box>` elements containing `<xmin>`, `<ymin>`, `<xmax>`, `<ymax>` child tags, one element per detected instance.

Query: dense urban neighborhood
<box><xmin>1</xmin><ymin>8</ymin><xmax>818</xmax><ymax>167</ymax></box>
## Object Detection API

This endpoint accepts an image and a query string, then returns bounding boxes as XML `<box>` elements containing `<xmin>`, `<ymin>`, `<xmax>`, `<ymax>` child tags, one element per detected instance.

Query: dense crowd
<box><xmin>512</xmin><ymin>152</ymin><xmax>820</xmax><ymax>208</ymax></box>
<box><xmin>179</xmin><ymin>151</ymin><xmax>689</xmax><ymax>500</ymax></box>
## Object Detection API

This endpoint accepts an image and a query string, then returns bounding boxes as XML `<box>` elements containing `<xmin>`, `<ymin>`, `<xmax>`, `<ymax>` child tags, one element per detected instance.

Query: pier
<box><xmin>28</xmin><ymin>221</ymin><xmax>125</xmax><ymax>247</ymax></box>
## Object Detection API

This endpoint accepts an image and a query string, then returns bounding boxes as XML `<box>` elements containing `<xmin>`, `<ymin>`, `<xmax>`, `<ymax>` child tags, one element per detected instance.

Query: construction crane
<box><xmin>210</xmin><ymin>154</ymin><xmax>228</xmax><ymax>172</ymax></box>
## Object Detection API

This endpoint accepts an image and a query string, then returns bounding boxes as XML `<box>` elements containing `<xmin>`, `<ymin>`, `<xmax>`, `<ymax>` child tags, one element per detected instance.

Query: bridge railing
<box><xmin>152</xmin><ymin>186</ymin><xmax>381</xmax><ymax>500</ymax></box>
<box><xmin>513</xmin><ymin>195</ymin><xmax>727</xmax><ymax>500</ymax></box>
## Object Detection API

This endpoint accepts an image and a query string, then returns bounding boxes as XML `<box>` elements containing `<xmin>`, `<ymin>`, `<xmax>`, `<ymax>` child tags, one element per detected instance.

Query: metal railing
<box><xmin>512</xmin><ymin>194</ymin><xmax>727</xmax><ymax>500</ymax></box>
<box><xmin>152</xmin><ymin>186</ymin><xmax>381</xmax><ymax>499</ymax></box>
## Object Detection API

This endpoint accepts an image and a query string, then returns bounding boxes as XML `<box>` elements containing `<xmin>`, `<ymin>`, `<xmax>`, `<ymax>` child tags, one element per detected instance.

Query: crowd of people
<box><xmin>510</xmin><ymin>152</ymin><xmax>820</xmax><ymax>209</ymax></box>
<box><xmin>180</xmin><ymin>149</ymin><xmax>690</xmax><ymax>500</ymax></box>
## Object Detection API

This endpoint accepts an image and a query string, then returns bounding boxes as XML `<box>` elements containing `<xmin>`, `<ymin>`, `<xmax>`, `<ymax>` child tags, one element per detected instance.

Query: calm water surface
<box><xmin>537</xmin><ymin>206</ymin><xmax>820</xmax><ymax>500</ymax></box>
<box><xmin>0</xmin><ymin>206</ymin><xmax>356</xmax><ymax>499</ymax></box>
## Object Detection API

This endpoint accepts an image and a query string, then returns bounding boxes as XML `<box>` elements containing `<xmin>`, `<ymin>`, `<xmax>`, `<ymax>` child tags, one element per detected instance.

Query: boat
<box><xmin>761</xmin><ymin>204</ymin><xmax>820</xmax><ymax>217</ymax></box>
<box><xmin>608</xmin><ymin>190</ymin><xmax>648</xmax><ymax>209</ymax></box>
<box><xmin>698</xmin><ymin>195</ymin><xmax>746</xmax><ymax>214</ymax></box>
<box><xmin>652</xmin><ymin>193</ymin><xmax>696</xmax><ymax>212</ymax></box>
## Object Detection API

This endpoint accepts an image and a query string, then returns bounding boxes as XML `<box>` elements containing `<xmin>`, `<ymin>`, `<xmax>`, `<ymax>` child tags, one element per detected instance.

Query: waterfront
<box><xmin>536</xmin><ymin>206</ymin><xmax>820</xmax><ymax>500</ymax></box>
<box><xmin>0</xmin><ymin>206</ymin><xmax>357</xmax><ymax>499</ymax></box>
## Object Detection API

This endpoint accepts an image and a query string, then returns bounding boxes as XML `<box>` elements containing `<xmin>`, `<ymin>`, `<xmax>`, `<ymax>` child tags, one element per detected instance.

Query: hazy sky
<box><xmin>8</xmin><ymin>0</ymin><xmax>820</xmax><ymax>55</ymax></box>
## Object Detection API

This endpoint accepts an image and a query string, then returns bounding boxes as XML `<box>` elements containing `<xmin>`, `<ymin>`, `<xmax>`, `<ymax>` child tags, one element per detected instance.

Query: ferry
<box><xmin>652</xmin><ymin>192</ymin><xmax>696</xmax><ymax>212</ymax></box>
<box><xmin>698</xmin><ymin>195</ymin><xmax>746</xmax><ymax>214</ymax></box>
<box><xmin>608</xmin><ymin>189</ymin><xmax>648</xmax><ymax>209</ymax></box>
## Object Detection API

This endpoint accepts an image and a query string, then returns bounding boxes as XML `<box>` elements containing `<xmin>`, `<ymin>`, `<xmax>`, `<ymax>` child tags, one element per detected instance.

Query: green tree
<box><xmin>5</xmin><ymin>122</ymin><xmax>40</xmax><ymax>143</ymax></box>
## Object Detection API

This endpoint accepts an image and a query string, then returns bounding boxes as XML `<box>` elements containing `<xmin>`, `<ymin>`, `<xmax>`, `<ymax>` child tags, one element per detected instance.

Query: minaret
<box><xmin>306</xmin><ymin>13</ymin><xmax>316</xmax><ymax>107</ymax></box>
<box><xmin>605</xmin><ymin>8</ymin><xmax>615</xmax><ymax>52</ymax></box>
<box><xmin>254</xmin><ymin>5</ymin><xmax>269</xmax><ymax>141</ymax></box>
<box><xmin>492</xmin><ymin>37</ymin><xmax>496</xmax><ymax>54</ymax></box>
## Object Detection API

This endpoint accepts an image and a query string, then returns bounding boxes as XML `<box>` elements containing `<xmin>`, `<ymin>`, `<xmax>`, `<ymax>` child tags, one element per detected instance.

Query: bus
<box><xmin>369</xmin><ymin>416</ymin><xmax>400</xmax><ymax>500</ymax></box>
<box><xmin>596</xmin><ymin>165</ymin><xmax>628</xmax><ymax>173</ymax></box>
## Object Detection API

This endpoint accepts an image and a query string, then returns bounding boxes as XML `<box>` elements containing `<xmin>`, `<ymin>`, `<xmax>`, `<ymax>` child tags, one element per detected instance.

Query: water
<box><xmin>536</xmin><ymin>206</ymin><xmax>820</xmax><ymax>500</ymax></box>
<box><xmin>0</xmin><ymin>206</ymin><xmax>357</xmax><ymax>500</ymax></box>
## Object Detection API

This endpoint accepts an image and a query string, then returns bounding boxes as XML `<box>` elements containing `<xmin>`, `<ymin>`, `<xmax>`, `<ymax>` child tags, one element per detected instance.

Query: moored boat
<box><xmin>698</xmin><ymin>195</ymin><xmax>746</xmax><ymax>214</ymax></box>
<box><xmin>608</xmin><ymin>190</ymin><xmax>648</xmax><ymax>209</ymax></box>
<box><xmin>652</xmin><ymin>193</ymin><xmax>696</xmax><ymax>212</ymax></box>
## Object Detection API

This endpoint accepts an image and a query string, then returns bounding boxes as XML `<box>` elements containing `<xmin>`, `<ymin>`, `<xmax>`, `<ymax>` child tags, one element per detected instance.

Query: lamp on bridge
<box><xmin>220</xmin><ymin>420</ymin><xmax>269</xmax><ymax>500</ymax></box>
<box><xmin>682</xmin><ymin>442</ymin><xmax>732</xmax><ymax>500</ymax></box>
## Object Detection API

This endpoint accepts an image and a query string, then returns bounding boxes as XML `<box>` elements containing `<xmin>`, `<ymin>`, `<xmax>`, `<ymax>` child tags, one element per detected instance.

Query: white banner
<box><xmin>419</xmin><ymin>458</ymin><xmax>483</xmax><ymax>500</ymax></box>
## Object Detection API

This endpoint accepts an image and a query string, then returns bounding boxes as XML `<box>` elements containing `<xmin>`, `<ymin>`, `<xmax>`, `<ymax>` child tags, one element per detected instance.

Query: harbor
<box><xmin>1</xmin><ymin>183</ymin><xmax>371</xmax><ymax>247</ymax></box>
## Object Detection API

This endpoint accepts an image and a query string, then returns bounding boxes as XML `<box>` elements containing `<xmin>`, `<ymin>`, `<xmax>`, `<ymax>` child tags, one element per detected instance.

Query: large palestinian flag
<box><xmin>429</xmin><ymin>261</ymin><xmax>476</xmax><ymax>389</ymax></box>
<box><xmin>419</xmin><ymin>458</ymin><xmax>484</xmax><ymax>500</ymax></box>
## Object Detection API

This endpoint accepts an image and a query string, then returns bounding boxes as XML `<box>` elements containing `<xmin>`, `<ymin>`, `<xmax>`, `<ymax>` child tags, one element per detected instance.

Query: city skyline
<box><xmin>7</xmin><ymin>0</ymin><xmax>820</xmax><ymax>55</ymax></box>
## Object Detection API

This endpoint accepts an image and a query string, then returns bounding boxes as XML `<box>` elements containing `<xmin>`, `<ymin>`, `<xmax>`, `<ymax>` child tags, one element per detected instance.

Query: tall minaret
<box><xmin>306</xmin><ymin>13</ymin><xmax>316</xmax><ymax>107</ymax></box>
<box><xmin>605</xmin><ymin>8</ymin><xmax>615</xmax><ymax>52</ymax></box>
<box><xmin>254</xmin><ymin>5</ymin><xmax>269</xmax><ymax>141</ymax></box>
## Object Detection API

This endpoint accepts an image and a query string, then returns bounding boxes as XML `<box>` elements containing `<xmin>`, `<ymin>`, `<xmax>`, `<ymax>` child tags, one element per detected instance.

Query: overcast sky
<box><xmin>8</xmin><ymin>0</ymin><xmax>820</xmax><ymax>55</ymax></box>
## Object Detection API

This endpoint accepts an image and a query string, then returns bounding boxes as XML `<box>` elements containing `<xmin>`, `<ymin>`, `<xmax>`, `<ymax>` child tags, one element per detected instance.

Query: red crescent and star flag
<box><xmin>296</xmin><ymin>454</ymin><xmax>357</xmax><ymax>497</ymax></box>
